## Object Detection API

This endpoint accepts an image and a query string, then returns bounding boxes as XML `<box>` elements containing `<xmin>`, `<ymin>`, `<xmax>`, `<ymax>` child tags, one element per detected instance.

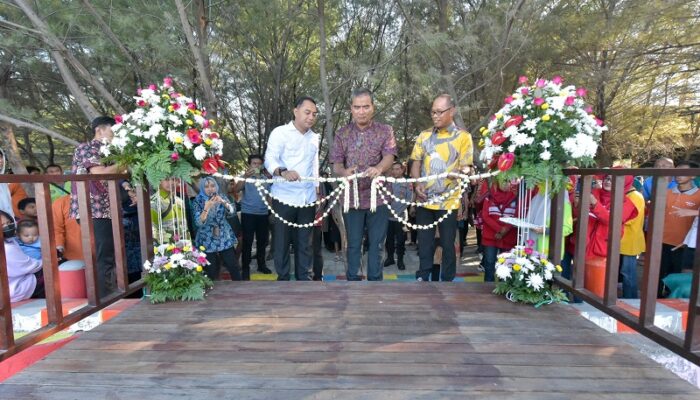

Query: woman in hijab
<box><xmin>191</xmin><ymin>176</ymin><xmax>241</xmax><ymax>280</ymax></box>
<box><xmin>1</xmin><ymin>209</ymin><xmax>44</xmax><ymax>302</ymax></box>
<box><xmin>584</xmin><ymin>172</ymin><xmax>638</xmax><ymax>297</ymax></box>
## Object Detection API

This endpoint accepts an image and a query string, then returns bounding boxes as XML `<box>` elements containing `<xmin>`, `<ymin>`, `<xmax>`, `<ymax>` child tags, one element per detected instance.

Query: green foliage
<box><xmin>144</xmin><ymin>267</ymin><xmax>213</xmax><ymax>304</ymax></box>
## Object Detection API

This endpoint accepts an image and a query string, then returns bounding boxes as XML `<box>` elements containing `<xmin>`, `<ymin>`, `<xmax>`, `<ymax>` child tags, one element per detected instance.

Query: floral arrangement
<box><xmin>479</xmin><ymin>75</ymin><xmax>606</xmax><ymax>192</ymax></box>
<box><xmin>143</xmin><ymin>239</ymin><xmax>213</xmax><ymax>303</ymax></box>
<box><xmin>102</xmin><ymin>77</ymin><xmax>225</xmax><ymax>187</ymax></box>
<box><xmin>492</xmin><ymin>241</ymin><xmax>568</xmax><ymax>306</ymax></box>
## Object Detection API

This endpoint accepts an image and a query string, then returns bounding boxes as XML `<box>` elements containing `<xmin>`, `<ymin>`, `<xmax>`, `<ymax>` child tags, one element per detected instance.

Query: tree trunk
<box><xmin>436</xmin><ymin>0</ymin><xmax>465</xmax><ymax>127</ymax></box>
<box><xmin>175</xmin><ymin>0</ymin><xmax>218</xmax><ymax>117</ymax></box>
<box><xmin>0</xmin><ymin>122</ymin><xmax>34</xmax><ymax>195</ymax></box>
<box><xmin>0</xmin><ymin>114</ymin><xmax>81</xmax><ymax>146</ymax></box>
<box><xmin>317</xmin><ymin>0</ymin><xmax>334</xmax><ymax>152</ymax></box>
<box><xmin>13</xmin><ymin>0</ymin><xmax>125</xmax><ymax>116</ymax></box>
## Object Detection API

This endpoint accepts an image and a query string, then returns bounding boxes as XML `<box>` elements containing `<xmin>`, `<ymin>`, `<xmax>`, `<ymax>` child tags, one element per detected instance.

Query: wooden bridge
<box><xmin>1</xmin><ymin>169</ymin><xmax>700</xmax><ymax>398</ymax></box>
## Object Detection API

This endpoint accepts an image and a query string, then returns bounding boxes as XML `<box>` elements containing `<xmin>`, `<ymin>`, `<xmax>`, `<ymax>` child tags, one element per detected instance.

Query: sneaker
<box><xmin>416</xmin><ymin>277</ymin><xmax>424</xmax><ymax>282</ymax></box>
<box><xmin>477</xmin><ymin>265</ymin><xmax>485</xmax><ymax>272</ymax></box>
<box><xmin>258</xmin><ymin>265</ymin><xmax>273</xmax><ymax>274</ymax></box>
<box><xmin>397</xmin><ymin>258</ymin><xmax>406</xmax><ymax>270</ymax></box>
<box><xmin>383</xmin><ymin>258</ymin><xmax>395</xmax><ymax>267</ymax></box>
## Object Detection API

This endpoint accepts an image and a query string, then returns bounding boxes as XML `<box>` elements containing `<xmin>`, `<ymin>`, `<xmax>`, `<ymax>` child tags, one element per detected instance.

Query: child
<box><xmin>16</xmin><ymin>219</ymin><xmax>42</xmax><ymax>260</ymax></box>
<box><xmin>18</xmin><ymin>197</ymin><xmax>37</xmax><ymax>221</ymax></box>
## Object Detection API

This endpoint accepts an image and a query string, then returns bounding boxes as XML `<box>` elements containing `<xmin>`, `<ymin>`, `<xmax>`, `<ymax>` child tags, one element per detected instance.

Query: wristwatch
<box><xmin>276</xmin><ymin>167</ymin><xmax>288</xmax><ymax>176</ymax></box>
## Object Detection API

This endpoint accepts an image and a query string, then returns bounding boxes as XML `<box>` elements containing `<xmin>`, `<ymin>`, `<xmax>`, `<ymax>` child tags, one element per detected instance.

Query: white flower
<box><xmin>193</xmin><ymin>145</ymin><xmax>207</xmax><ymax>160</ymax></box>
<box><xmin>515</xmin><ymin>257</ymin><xmax>528</xmax><ymax>266</ymax></box>
<box><xmin>508</xmin><ymin>144</ymin><xmax>516</xmax><ymax>153</ymax></box>
<box><xmin>143</xmin><ymin>260</ymin><xmax>152</xmax><ymax>271</ymax></box>
<box><xmin>526</xmin><ymin>274</ymin><xmax>545</xmax><ymax>291</ymax></box>
<box><xmin>166</xmin><ymin>130</ymin><xmax>183</xmax><ymax>143</ymax></box>
<box><xmin>541</xmin><ymin>140</ymin><xmax>550</xmax><ymax>148</ymax></box>
<box><xmin>495</xmin><ymin>264</ymin><xmax>512</xmax><ymax>280</ymax></box>
<box><xmin>183</xmin><ymin>138</ymin><xmax>193</xmax><ymax>150</ymax></box>
<box><xmin>523</xmin><ymin>119</ymin><xmax>538</xmax><ymax>131</ymax></box>
<box><xmin>503</xmin><ymin>125</ymin><xmax>518</xmax><ymax>138</ymax></box>
<box><xmin>541</xmin><ymin>150</ymin><xmax>551</xmax><ymax>161</ymax></box>
<box><xmin>100</xmin><ymin>146</ymin><xmax>111</xmax><ymax>157</ymax></box>
<box><xmin>136</xmin><ymin>141</ymin><xmax>144</xmax><ymax>147</ymax></box>
<box><xmin>544</xmin><ymin>270</ymin><xmax>553</xmax><ymax>280</ymax></box>
<box><xmin>170</xmin><ymin>253</ymin><xmax>185</xmax><ymax>263</ymax></box>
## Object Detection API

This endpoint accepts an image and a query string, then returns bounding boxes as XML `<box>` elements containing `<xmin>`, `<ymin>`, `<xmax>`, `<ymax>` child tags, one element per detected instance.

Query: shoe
<box><xmin>383</xmin><ymin>258</ymin><xmax>395</xmax><ymax>267</ymax></box>
<box><xmin>477</xmin><ymin>264</ymin><xmax>485</xmax><ymax>272</ymax></box>
<box><xmin>416</xmin><ymin>277</ymin><xmax>424</xmax><ymax>282</ymax></box>
<box><xmin>258</xmin><ymin>265</ymin><xmax>273</xmax><ymax>274</ymax></box>
<box><xmin>397</xmin><ymin>257</ymin><xmax>405</xmax><ymax>270</ymax></box>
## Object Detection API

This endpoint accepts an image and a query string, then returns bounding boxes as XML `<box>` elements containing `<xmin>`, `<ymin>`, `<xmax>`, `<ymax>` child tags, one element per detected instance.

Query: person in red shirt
<box><xmin>480</xmin><ymin>180</ymin><xmax>518</xmax><ymax>282</ymax></box>
<box><xmin>584</xmin><ymin>173</ymin><xmax>638</xmax><ymax>297</ymax></box>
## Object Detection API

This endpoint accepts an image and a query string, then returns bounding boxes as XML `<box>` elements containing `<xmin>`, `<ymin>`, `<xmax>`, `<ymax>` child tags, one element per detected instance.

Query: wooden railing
<box><xmin>0</xmin><ymin>174</ymin><xmax>153</xmax><ymax>361</ymax></box>
<box><xmin>548</xmin><ymin>168</ymin><xmax>700</xmax><ymax>366</ymax></box>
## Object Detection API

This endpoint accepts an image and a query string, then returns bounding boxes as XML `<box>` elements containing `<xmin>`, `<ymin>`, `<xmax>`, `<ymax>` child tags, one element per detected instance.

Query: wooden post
<box><xmin>603</xmin><ymin>175</ymin><xmax>624</xmax><ymax>306</ymax></box>
<box><xmin>76</xmin><ymin>180</ymin><xmax>99</xmax><ymax>306</ymax></box>
<box><xmin>34</xmin><ymin>182</ymin><xmax>63</xmax><ymax>324</ymax></box>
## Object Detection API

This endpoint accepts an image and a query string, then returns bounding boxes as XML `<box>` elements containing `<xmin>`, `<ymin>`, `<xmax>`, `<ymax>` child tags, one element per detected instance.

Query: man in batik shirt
<box><xmin>410</xmin><ymin>94</ymin><xmax>473</xmax><ymax>282</ymax></box>
<box><xmin>70</xmin><ymin>116</ymin><xmax>124</xmax><ymax>297</ymax></box>
<box><xmin>330</xmin><ymin>88</ymin><xmax>397</xmax><ymax>281</ymax></box>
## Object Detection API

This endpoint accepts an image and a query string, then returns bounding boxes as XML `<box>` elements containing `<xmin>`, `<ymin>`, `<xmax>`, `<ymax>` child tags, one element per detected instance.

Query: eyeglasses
<box><xmin>430</xmin><ymin>107</ymin><xmax>453</xmax><ymax>117</ymax></box>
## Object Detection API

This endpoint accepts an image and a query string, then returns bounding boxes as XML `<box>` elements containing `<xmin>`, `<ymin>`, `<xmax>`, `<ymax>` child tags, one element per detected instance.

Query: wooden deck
<box><xmin>2</xmin><ymin>282</ymin><xmax>698</xmax><ymax>399</ymax></box>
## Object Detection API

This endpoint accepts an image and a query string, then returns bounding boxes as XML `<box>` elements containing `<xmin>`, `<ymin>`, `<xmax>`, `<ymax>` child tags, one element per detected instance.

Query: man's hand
<box><xmin>281</xmin><ymin>170</ymin><xmax>301</xmax><ymax>181</ymax></box>
<box><xmin>671</xmin><ymin>206</ymin><xmax>699</xmax><ymax>218</ymax></box>
<box><xmin>342</xmin><ymin>166</ymin><xmax>357</xmax><ymax>177</ymax></box>
<box><xmin>415</xmin><ymin>183</ymin><xmax>427</xmax><ymax>202</ymax></box>
<box><xmin>243</xmin><ymin>167</ymin><xmax>257</xmax><ymax>178</ymax></box>
<box><xmin>364</xmin><ymin>166</ymin><xmax>381</xmax><ymax>178</ymax></box>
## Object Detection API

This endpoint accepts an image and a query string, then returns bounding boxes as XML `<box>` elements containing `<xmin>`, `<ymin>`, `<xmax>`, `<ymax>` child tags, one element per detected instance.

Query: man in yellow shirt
<box><xmin>410</xmin><ymin>94</ymin><xmax>473</xmax><ymax>281</ymax></box>
<box><xmin>619</xmin><ymin>177</ymin><xmax>645</xmax><ymax>298</ymax></box>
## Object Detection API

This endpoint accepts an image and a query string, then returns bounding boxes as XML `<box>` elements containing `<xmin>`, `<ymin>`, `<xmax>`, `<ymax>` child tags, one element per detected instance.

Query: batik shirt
<box><xmin>69</xmin><ymin>140</ymin><xmax>111</xmax><ymax>219</ymax></box>
<box><xmin>330</xmin><ymin>121</ymin><xmax>397</xmax><ymax>209</ymax></box>
<box><xmin>410</xmin><ymin>124</ymin><xmax>473</xmax><ymax>210</ymax></box>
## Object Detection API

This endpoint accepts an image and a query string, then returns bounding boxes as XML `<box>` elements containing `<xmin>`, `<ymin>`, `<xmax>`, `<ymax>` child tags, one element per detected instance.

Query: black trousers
<box><xmin>659</xmin><ymin>243</ymin><xmax>685</xmax><ymax>296</ymax></box>
<box><xmin>272</xmin><ymin>200</ymin><xmax>314</xmax><ymax>281</ymax></box>
<box><xmin>93</xmin><ymin>218</ymin><xmax>117</xmax><ymax>298</ymax></box>
<box><xmin>241</xmin><ymin>213</ymin><xmax>269</xmax><ymax>280</ymax></box>
<box><xmin>312</xmin><ymin>226</ymin><xmax>323</xmax><ymax>281</ymax></box>
<box><xmin>204</xmin><ymin>246</ymin><xmax>241</xmax><ymax>281</ymax></box>
<box><xmin>385</xmin><ymin>220</ymin><xmax>406</xmax><ymax>259</ymax></box>
<box><xmin>415</xmin><ymin>208</ymin><xmax>457</xmax><ymax>282</ymax></box>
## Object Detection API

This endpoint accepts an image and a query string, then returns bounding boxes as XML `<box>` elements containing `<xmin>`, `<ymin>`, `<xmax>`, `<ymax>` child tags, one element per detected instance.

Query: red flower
<box><xmin>208</xmin><ymin>131</ymin><xmax>219</xmax><ymax>139</ymax></box>
<box><xmin>137</xmin><ymin>100</ymin><xmax>147</xmax><ymax>107</ymax></box>
<box><xmin>202</xmin><ymin>157</ymin><xmax>220</xmax><ymax>174</ymax></box>
<box><xmin>187</xmin><ymin>129</ymin><xmax>202</xmax><ymax>144</ymax></box>
<box><xmin>491</xmin><ymin>131</ymin><xmax>506</xmax><ymax>146</ymax></box>
<box><xmin>171</xmin><ymin>152</ymin><xmax>180</xmax><ymax>161</ymax></box>
<box><xmin>488</xmin><ymin>157</ymin><xmax>499</xmax><ymax>171</ymax></box>
<box><xmin>504</xmin><ymin>115</ymin><xmax>524</xmax><ymax>128</ymax></box>
<box><xmin>187</xmin><ymin>103</ymin><xmax>197</xmax><ymax>111</ymax></box>
<box><xmin>172</xmin><ymin>103</ymin><xmax>181</xmax><ymax>110</ymax></box>
<box><xmin>114</xmin><ymin>114</ymin><xmax>123</xmax><ymax>124</ymax></box>
<box><xmin>497</xmin><ymin>153</ymin><xmax>515</xmax><ymax>172</ymax></box>
<box><xmin>172</xmin><ymin>247</ymin><xmax>181</xmax><ymax>254</ymax></box>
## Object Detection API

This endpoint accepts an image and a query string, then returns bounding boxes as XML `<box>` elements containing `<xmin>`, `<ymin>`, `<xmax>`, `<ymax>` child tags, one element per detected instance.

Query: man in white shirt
<box><xmin>264</xmin><ymin>96</ymin><xmax>320</xmax><ymax>280</ymax></box>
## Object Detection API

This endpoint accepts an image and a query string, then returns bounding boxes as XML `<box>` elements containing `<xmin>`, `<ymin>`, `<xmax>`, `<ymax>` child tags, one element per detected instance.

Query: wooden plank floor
<box><xmin>2</xmin><ymin>282</ymin><xmax>698</xmax><ymax>399</ymax></box>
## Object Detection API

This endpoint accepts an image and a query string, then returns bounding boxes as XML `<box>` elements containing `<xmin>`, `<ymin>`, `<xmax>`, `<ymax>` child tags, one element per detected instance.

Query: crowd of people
<box><xmin>1</xmin><ymin>89</ymin><xmax>698</xmax><ymax>303</ymax></box>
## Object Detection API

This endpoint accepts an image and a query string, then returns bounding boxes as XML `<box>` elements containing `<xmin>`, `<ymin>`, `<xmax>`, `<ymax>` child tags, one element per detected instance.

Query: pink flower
<box><xmin>564</xmin><ymin>96</ymin><xmax>575</xmax><ymax>106</ymax></box>
<box><xmin>197</xmin><ymin>256</ymin><xmax>208</xmax><ymax>264</ymax></box>
<box><xmin>504</xmin><ymin>96</ymin><xmax>514</xmax><ymax>104</ymax></box>
<box><xmin>137</xmin><ymin>88</ymin><xmax>142</xmax><ymax>95</ymax></box>
<box><xmin>504</xmin><ymin>115</ymin><xmax>524</xmax><ymax>128</ymax></box>
<box><xmin>203</xmin><ymin>120</ymin><xmax>210</xmax><ymax>128</ymax></box>
<box><xmin>148</xmin><ymin>84</ymin><xmax>157</xmax><ymax>91</ymax></box>
<box><xmin>584</xmin><ymin>105</ymin><xmax>593</xmax><ymax>114</ymax></box>
<box><xmin>551</xmin><ymin>75</ymin><xmax>563</xmax><ymax>85</ymax></box>
<box><xmin>187</xmin><ymin>129</ymin><xmax>202</xmax><ymax>144</ymax></box>
<box><xmin>173</xmin><ymin>234</ymin><xmax>180</xmax><ymax>242</ymax></box>
<box><xmin>535</xmin><ymin>79</ymin><xmax>546</xmax><ymax>88</ymax></box>
<box><xmin>172</xmin><ymin>103</ymin><xmax>181</xmax><ymax>110</ymax></box>
<box><xmin>595</xmin><ymin>117</ymin><xmax>604</xmax><ymax>126</ymax></box>
<box><xmin>171</xmin><ymin>152</ymin><xmax>180</xmax><ymax>161</ymax></box>
<box><xmin>524</xmin><ymin>247</ymin><xmax>533</xmax><ymax>255</ymax></box>
<box><xmin>208</xmin><ymin>131</ymin><xmax>219</xmax><ymax>139</ymax></box>
<box><xmin>114</xmin><ymin>114</ymin><xmax>123</xmax><ymax>124</ymax></box>
<box><xmin>172</xmin><ymin>248</ymin><xmax>181</xmax><ymax>254</ymax></box>
<box><xmin>490</xmin><ymin>115</ymin><xmax>497</xmax><ymax>121</ymax></box>
<box><xmin>201</xmin><ymin>110</ymin><xmax>207</xmax><ymax>117</ymax></box>
<box><xmin>521</xmin><ymin>87</ymin><xmax>529</xmax><ymax>96</ymax></box>
<box><xmin>187</xmin><ymin>103</ymin><xmax>197</xmax><ymax>111</ymax></box>
<box><xmin>533</xmin><ymin>97</ymin><xmax>545</xmax><ymax>106</ymax></box>
<box><xmin>576</xmin><ymin>87</ymin><xmax>587</xmax><ymax>97</ymax></box>
<box><xmin>526</xmin><ymin>239</ymin><xmax>535</xmax><ymax>247</ymax></box>
<box><xmin>518</xmin><ymin>76</ymin><xmax>528</xmax><ymax>84</ymax></box>
<box><xmin>137</xmin><ymin>100</ymin><xmax>147</xmax><ymax>107</ymax></box>
<box><xmin>163</xmin><ymin>77</ymin><xmax>173</xmax><ymax>88</ymax></box>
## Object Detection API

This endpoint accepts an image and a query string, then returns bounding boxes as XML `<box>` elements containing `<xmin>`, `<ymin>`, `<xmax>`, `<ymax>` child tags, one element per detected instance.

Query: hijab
<box><xmin>195</xmin><ymin>176</ymin><xmax>219</xmax><ymax>203</ymax></box>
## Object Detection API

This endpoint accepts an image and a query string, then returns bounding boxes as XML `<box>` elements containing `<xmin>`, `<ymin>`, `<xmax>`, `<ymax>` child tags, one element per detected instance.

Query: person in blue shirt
<box><xmin>233</xmin><ymin>154</ymin><xmax>273</xmax><ymax>280</ymax></box>
<box><xmin>192</xmin><ymin>176</ymin><xmax>241</xmax><ymax>280</ymax></box>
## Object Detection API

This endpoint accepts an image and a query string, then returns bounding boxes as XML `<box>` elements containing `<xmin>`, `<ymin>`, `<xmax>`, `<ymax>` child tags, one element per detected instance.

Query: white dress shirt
<box><xmin>264</xmin><ymin>121</ymin><xmax>319</xmax><ymax>206</ymax></box>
